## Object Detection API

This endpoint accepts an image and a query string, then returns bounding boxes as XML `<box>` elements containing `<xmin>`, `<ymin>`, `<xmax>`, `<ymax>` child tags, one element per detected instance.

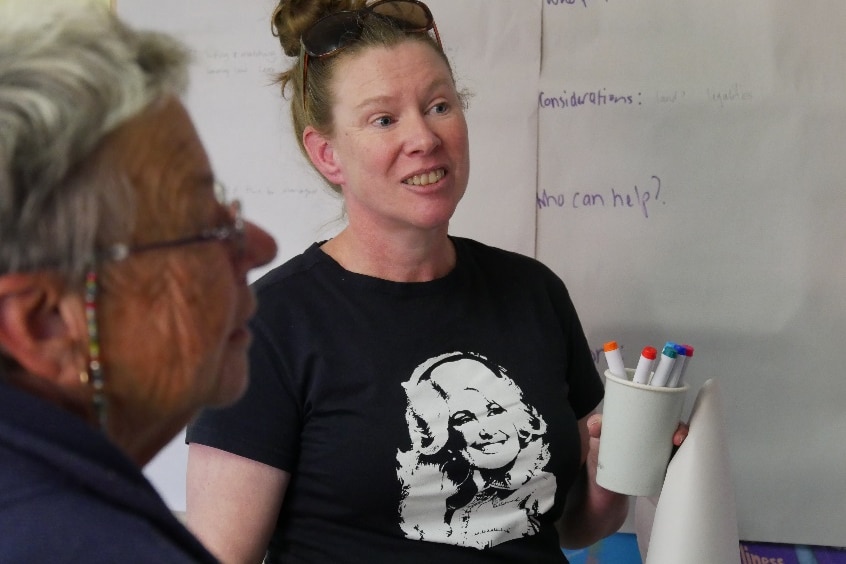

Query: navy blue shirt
<box><xmin>0</xmin><ymin>379</ymin><xmax>217</xmax><ymax>563</ymax></box>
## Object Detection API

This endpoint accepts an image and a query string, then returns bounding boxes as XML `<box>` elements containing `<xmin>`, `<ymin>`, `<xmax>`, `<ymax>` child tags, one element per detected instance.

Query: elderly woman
<box><xmin>0</xmin><ymin>1</ymin><xmax>276</xmax><ymax>562</ymax></box>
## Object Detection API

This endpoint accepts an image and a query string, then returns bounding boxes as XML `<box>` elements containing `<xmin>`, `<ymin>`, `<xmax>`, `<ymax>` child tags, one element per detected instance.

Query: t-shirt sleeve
<box><xmin>186</xmin><ymin>313</ymin><xmax>301</xmax><ymax>471</ymax></box>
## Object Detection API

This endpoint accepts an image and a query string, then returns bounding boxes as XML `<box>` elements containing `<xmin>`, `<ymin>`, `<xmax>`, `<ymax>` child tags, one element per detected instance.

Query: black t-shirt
<box><xmin>188</xmin><ymin>237</ymin><xmax>604</xmax><ymax>563</ymax></box>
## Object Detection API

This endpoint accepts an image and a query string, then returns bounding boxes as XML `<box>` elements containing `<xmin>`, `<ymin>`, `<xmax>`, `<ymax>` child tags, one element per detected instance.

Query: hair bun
<box><xmin>271</xmin><ymin>0</ymin><xmax>365</xmax><ymax>57</ymax></box>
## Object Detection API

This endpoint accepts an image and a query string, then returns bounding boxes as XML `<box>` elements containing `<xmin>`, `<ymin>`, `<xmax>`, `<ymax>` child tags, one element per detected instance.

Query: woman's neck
<box><xmin>320</xmin><ymin>227</ymin><xmax>456</xmax><ymax>282</ymax></box>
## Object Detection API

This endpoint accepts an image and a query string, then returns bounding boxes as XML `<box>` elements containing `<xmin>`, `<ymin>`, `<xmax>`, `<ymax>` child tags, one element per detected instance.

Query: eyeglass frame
<box><xmin>95</xmin><ymin>183</ymin><xmax>245</xmax><ymax>264</ymax></box>
<box><xmin>299</xmin><ymin>0</ymin><xmax>443</xmax><ymax>113</ymax></box>
<box><xmin>80</xmin><ymin>181</ymin><xmax>245</xmax><ymax>428</ymax></box>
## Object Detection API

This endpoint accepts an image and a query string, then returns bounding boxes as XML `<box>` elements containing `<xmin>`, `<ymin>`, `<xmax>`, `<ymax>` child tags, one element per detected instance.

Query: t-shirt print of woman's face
<box><xmin>396</xmin><ymin>352</ymin><xmax>557</xmax><ymax>550</ymax></box>
<box><xmin>447</xmin><ymin>387</ymin><xmax>520</xmax><ymax>470</ymax></box>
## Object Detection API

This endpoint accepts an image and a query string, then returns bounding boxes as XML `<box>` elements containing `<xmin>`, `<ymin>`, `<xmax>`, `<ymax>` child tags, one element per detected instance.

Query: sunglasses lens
<box><xmin>301</xmin><ymin>0</ymin><xmax>438</xmax><ymax>111</ymax></box>
<box><xmin>303</xmin><ymin>1</ymin><xmax>433</xmax><ymax>56</ymax></box>
<box><xmin>371</xmin><ymin>0</ymin><xmax>431</xmax><ymax>31</ymax></box>
<box><xmin>302</xmin><ymin>12</ymin><xmax>362</xmax><ymax>57</ymax></box>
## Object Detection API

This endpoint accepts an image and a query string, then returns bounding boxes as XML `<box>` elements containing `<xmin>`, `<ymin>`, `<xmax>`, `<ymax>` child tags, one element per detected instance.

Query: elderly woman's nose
<box><xmin>242</xmin><ymin>220</ymin><xmax>278</xmax><ymax>270</ymax></box>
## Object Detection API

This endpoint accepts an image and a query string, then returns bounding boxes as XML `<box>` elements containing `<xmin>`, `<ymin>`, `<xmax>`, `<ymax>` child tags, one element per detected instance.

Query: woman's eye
<box><xmin>429</xmin><ymin>102</ymin><xmax>448</xmax><ymax>115</ymax></box>
<box><xmin>487</xmin><ymin>402</ymin><xmax>505</xmax><ymax>416</ymax></box>
<box><xmin>374</xmin><ymin>115</ymin><xmax>393</xmax><ymax>127</ymax></box>
<box><xmin>450</xmin><ymin>410</ymin><xmax>475</xmax><ymax>426</ymax></box>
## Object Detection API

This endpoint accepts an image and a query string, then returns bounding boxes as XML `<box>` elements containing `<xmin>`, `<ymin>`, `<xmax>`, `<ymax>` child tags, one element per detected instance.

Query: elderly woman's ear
<box><xmin>0</xmin><ymin>272</ymin><xmax>88</xmax><ymax>387</ymax></box>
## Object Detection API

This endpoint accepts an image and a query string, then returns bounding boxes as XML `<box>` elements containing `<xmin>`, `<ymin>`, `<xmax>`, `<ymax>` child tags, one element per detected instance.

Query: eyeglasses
<box><xmin>82</xmin><ymin>181</ymin><xmax>244</xmax><ymax>428</ymax></box>
<box><xmin>300</xmin><ymin>0</ymin><xmax>442</xmax><ymax>112</ymax></box>
<box><xmin>97</xmin><ymin>182</ymin><xmax>245</xmax><ymax>264</ymax></box>
<box><xmin>80</xmin><ymin>182</ymin><xmax>246</xmax><ymax>430</ymax></box>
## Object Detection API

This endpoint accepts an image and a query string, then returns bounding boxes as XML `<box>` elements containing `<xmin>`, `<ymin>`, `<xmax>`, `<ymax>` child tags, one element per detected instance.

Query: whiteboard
<box><xmin>537</xmin><ymin>0</ymin><xmax>846</xmax><ymax>548</ymax></box>
<box><xmin>119</xmin><ymin>0</ymin><xmax>846</xmax><ymax>548</ymax></box>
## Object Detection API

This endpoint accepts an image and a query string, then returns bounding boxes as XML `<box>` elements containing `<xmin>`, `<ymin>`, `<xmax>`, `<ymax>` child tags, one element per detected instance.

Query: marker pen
<box><xmin>603</xmin><ymin>341</ymin><xmax>627</xmax><ymax>380</ymax></box>
<box><xmin>632</xmin><ymin>346</ymin><xmax>657</xmax><ymax>385</ymax></box>
<box><xmin>669</xmin><ymin>344</ymin><xmax>694</xmax><ymax>387</ymax></box>
<box><xmin>665</xmin><ymin>343</ymin><xmax>687</xmax><ymax>387</ymax></box>
<box><xmin>649</xmin><ymin>343</ymin><xmax>677</xmax><ymax>387</ymax></box>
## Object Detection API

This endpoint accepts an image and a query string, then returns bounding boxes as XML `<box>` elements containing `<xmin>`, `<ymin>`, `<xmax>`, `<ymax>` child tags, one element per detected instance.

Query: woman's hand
<box><xmin>587</xmin><ymin>413</ymin><xmax>690</xmax><ymax>446</ymax></box>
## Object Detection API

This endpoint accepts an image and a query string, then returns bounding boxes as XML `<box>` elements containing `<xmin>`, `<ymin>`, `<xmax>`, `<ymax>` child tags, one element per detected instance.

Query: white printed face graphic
<box><xmin>447</xmin><ymin>387</ymin><xmax>520</xmax><ymax>470</ymax></box>
<box><xmin>397</xmin><ymin>352</ymin><xmax>556</xmax><ymax>551</ymax></box>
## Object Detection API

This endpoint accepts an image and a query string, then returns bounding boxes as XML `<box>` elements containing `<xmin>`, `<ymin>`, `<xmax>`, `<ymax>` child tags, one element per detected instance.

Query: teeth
<box><xmin>404</xmin><ymin>168</ymin><xmax>445</xmax><ymax>186</ymax></box>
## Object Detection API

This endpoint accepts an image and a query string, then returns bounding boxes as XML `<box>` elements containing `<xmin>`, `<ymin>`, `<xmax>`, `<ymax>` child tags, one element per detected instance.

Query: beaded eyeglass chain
<box><xmin>84</xmin><ymin>270</ymin><xmax>107</xmax><ymax>429</ymax></box>
<box><xmin>77</xmin><ymin>183</ymin><xmax>242</xmax><ymax>430</ymax></box>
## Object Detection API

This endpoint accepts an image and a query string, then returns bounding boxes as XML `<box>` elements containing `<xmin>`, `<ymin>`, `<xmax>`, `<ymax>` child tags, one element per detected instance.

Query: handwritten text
<box><xmin>546</xmin><ymin>0</ymin><xmax>609</xmax><ymax>7</ymax></box>
<box><xmin>539</xmin><ymin>89</ymin><xmax>641</xmax><ymax>109</ymax></box>
<box><xmin>537</xmin><ymin>175</ymin><xmax>664</xmax><ymax>219</ymax></box>
<box><xmin>707</xmin><ymin>83</ymin><xmax>753</xmax><ymax>107</ymax></box>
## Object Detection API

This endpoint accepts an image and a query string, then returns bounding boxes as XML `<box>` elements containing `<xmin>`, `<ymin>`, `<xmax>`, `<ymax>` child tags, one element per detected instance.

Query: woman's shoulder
<box><xmin>452</xmin><ymin>236</ymin><xmax>557</xmax><ymax>278</ymax></box>
<box><xmin>251</xmin><ymin>241</ymin><xmax>330</xmax><ymax>294</ymax></box>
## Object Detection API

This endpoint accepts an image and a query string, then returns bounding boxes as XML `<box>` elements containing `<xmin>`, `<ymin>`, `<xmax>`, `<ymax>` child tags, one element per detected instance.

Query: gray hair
<box><xmin>0</xmin><ymin>0</ymin><xmax>190</xmax><ymax>282</ymax></box>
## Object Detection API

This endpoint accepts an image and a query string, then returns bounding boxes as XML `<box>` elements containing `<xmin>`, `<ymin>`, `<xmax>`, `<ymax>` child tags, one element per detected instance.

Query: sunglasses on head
<box><xmin>299</xmin><ymin>0</ymin><xmax>442</xmax><ymax>111</ymax></box>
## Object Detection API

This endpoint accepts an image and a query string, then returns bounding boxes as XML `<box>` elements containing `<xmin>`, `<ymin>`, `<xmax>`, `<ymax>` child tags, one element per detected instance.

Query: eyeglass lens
<box><xmin>371</xmin><ymin>0</ymin><xmax>431</xmax><ymax>30</ymax></box>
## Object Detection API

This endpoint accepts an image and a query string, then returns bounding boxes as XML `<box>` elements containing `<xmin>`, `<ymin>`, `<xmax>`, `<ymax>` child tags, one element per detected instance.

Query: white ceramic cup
<box><xmin>596</xmin><ymin>368</ymin><xmax>688</xmax><ymax>496</ymax></box>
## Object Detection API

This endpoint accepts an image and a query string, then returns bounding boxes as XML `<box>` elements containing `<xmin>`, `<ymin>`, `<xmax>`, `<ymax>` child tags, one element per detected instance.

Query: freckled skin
<box><xmin>326</xmin><ymin>41</ymin><xmax>470</xmax><ymax>234</ymax></box>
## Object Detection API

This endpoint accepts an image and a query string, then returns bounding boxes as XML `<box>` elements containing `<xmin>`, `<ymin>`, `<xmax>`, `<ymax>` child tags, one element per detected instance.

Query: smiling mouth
<box><xmin>473</xmin><ymin>439</ymin><xmax>507</xmax><ymax>453</ymax></box>
<box><xmin>402</xmin><ymin>168</ymin><xmax>445</xmax><ymax>186</ymax></box>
